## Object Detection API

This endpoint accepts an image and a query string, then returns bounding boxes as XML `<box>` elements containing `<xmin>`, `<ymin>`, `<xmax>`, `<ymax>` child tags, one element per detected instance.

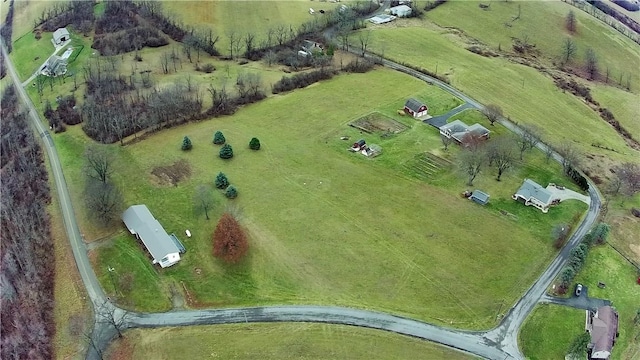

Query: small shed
<box><xmin>470</xmin><ymin>190</ymin><xmax>490</xmax><ymax>205</ymax></box>
<box><xmin>351</xmin><ymin>139</ymin><xmax>366</xmax><ymax>151</ymax></box>
<box><xmin>390</xmin><ymin>5</ymin><xmax>413</xmax><ymax>17</ymax></box>
<box><xmin>53</xmin><ymin>28</ymin><xmax>70</xmax><ymax>46</ymax></box>
<box><xmin>404</xmin><ymin>98</ymin><xmax>428</xmax><ymax>118</ymax></box>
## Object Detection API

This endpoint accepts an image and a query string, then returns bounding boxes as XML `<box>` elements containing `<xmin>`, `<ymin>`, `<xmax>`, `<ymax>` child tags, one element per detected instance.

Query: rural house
<box><xmin>470</xmin><ymin>190</ymin><xmax>490</xmax><ymax>205</ymax></box>
<box><xmin>41</xmin><ymin>55</ymin><xmax>67</xmax><ymax>77</ymax></box>
<box><xmin>585</xmin><ymin>306</ymin><xmax>619</xmax><ymax>359</ymax></box>
<box><xmin>53</xmin><ymin>27</ymin><xmax>70</xmax><ymax>46</ymax></box>
<box><xmin>512</xmin><ymin>179</ymin><xmax>553</xmax><ymax>213</ymax></box>
<box><xmin>404</xmin><ymin>98</ymin><xmax>428</xmax><ymax>118</ymax></box>
<box><xmin>299</xmin><ymin>40</ymin><xmax>323</xmax><ymax>56</ymax></box>
<box><xmin>439</xmin><ymin>120</ymin><xmax>490</xmax><ymax>143</ymax></box>
<box><xmin>122</xmin><ymin>205</ymin><xmax>185</xmax><ymax>268</ymax></box>
<box><xmin>389</xmin><ymin>4</ymin><xmax>413</xmax><ymax>17</ymax></box>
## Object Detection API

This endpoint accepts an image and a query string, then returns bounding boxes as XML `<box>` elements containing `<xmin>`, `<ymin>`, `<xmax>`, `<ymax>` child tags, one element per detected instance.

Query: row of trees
<box><xmin>558</xmin><ymin>222</ymin><xmax>610</xmax><ymax>293</ymax></box>
<box><xmin>1</xmin><ymin>86</ymin><xmax>55</xmax><ymax>359</ymax></box>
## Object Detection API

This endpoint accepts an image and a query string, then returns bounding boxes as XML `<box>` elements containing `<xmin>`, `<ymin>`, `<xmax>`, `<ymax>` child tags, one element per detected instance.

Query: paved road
<box><xmin>3</xmin><ymin>19</ymin><xmax>603</xmax><ymax>359</ymax></box>
<box><xmin>540</xmin><ymin>292</ymin><xmax>611</xmax><ymax>311</ymax></box>
<box><xmin>424</xmin><ymin>102</ymin><xmax>474</xmax><ymax>128</ymax></box>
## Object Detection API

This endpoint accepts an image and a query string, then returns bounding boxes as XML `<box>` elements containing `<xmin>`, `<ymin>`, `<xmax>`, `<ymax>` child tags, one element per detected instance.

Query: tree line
<box><xmin>1</xmin><ymin>85</ymin><xmax>55</xmax><ymax>359</ymax></box>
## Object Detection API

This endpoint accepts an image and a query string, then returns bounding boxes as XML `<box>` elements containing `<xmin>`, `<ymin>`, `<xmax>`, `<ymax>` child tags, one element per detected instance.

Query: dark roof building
<box><xmin>122</xmin><ymin>205</ymin><xmax>184</xmax><ymax>268</ymax></box>
<box><xmin>404</xmin><ymin>98</ymin><xmax>428</xmax><ymax>118</ymax></box>
<box><xmin>439</xmin><ymin>120</ymin><xmax>490</xmax><ymax>143</ymax></box>
<box><xmin>586</xmin><ymin>306</ymin><xmax>619</xmax><ymax>360</ymax></box>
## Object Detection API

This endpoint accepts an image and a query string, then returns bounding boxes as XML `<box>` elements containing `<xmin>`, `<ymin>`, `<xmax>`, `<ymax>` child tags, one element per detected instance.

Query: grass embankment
<box><xmin>604</xmin><ymin>194</ymin><xmax>640</xmax><ymax>264</ymax></box>
<box><xmin>521</xmin><ymin>246</ymin><xmax>640</xmax><ymax>359</ymax></box>
<box><xmin>46</xmin><ymin>68</ymin><xmax>585</xmax><ymax>329</ymax></box>
<box><xmin>162</xmin><ymin>0</ymin><xmax>340</xmax><ymax>56</ymax></box>
<box><xmin>427</xmin><ymin>0</ymin><xmax>640</xmax><ymax>92</ymax></box>
<box><xmin>364</xmin><ymin>25</ymin><xmax>639</xmax><ymax>165</ymax></box>
<box><xmin>519</xmin><ymin>304</ymin><xmax>585</xmax><ymax>360</ymax></box>
<box><xmin>106</xmin><ymin>323</ymin><xmax>476</xmax><ymax>360</ymax></box>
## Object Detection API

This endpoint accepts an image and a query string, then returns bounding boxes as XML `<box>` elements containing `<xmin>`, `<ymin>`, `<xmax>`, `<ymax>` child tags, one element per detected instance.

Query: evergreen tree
<box><xmin>215</xmin><ymin>172</ymin><xmax>229</xmax><ymax>189</ymax></box>
<box><xmin>225</xmin><ymin>185</ymin><xmax>238</xmax><ymax>199</ymax></box>
<box><xmin>182</xmin><ymin>136</ymin><xmax>193</xmax><ymax>150</ymax></box>
<box><xmin>213</xmin><ymin>131</ymin><xmax>226</xmax><ymax>145</ymax></box>
<box><xmin>249</xmin><ymin>137</ymin><xmax>261</xmax><ymax>150</ymax></box>
<box><xmin>219</xmin><ymin>144</ymin><xmax>233</xmax><ymax>159</ymax></box>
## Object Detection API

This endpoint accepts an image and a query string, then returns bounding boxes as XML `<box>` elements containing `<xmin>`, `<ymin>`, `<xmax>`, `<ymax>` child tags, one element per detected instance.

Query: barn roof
<box><xmin>122</xmin><ymin>205</ymin><xmax>181</xmax><ymax>263</ymax></box>
<box><xmin>590</xmin><ymin>306</ymin><xmax>618</xmax><ymax>358</ymax></box>
<box><xmin>53</xmin><ymin>28</ymin><xmax>69</xmax><ymax>41</ymax></box>
<box><xmin>404</xmin><ymin>98</ymin><xmax>426</xmax><ymax>112</ymax></box>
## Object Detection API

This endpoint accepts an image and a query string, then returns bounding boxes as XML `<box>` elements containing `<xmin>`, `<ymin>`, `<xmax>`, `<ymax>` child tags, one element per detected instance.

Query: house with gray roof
<box><xmin>122</xmin><ymin>205</ymin><xmax>185</xmax><ymax>268</ymax></box>
<box><xmin>512</xmin><ymin>179</ymin><xmax>554</xmax><ymax>213</ymax></box>
<box><xmin>41</xmin><ymin>55</ymin><xmax>67</xmax><ymax>77</ymax></box>
<box><xmin>586</xmin><ymin>306</ymin><xmax>619</xmax><ymax>359</ymax></box>
<box><xmin>53</xmin><ymin>27</ymin><xmax>70</xmax><ymax>46</ymax></box>
<box><xmin>403</xmin><ymin>98</ymin><xmax>428</xmax><ymax>118</ymax></box>
<box><xmin>439</xmin><ymin>119</ymin><xmax>490</xmax><ymax>144</ymax></box>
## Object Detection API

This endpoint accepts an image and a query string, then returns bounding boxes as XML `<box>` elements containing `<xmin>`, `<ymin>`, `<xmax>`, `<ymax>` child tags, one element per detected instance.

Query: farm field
<box><xmin>427</xmin><ymin>0</ymin><xmax>640</xmax><ymax>92</ymax></box>
<box><xmin>604</xmin><ymin>194</ymin><xmax>640</xmax><ymax>264</ymax></box>
<box><xmin>363</xmin><ymin>25</ymin><xmax>640</xmax><ymax>166</ymax></box>
<box><xmin>162</xmin><ymin>0</ymin><xmax>341</xmax><ymax>55</ymax></box>
<box><xmin>47</xmin><ymin>68</ymin><xmax>588</xmax><ymax>330</ymax></box>
<box><xmin>521</xmin><ymin>246</ymin><xmax>640</xmax><ymax>359</ymax></box>
<box><xmin>106</xmin><ymin>323</ymin><xmax>477</xmax><ymax>360</ymax></box>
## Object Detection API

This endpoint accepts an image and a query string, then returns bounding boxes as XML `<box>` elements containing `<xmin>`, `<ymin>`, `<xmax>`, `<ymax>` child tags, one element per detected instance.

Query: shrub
<box><xmin>219</xmin><ymin>144</ymin><xmax>233</xmax><ymax>159</ymax></box>
<box><xmin>591</xmin><ymin>222</ymin><xmax>611</xmax><ymax>245</ymax></box>
<box><xmin>215</xmin><ymin>172</ymin><xmax>229</xmax><ymax>189</ymax></box>
<box><xmin>343</xmin><ymin>58</ymin><xmax>375</xmax><ymax>73</ymax></box>
<box><xmin>181</xmin><ymin>136</ymin><xmax>192</xmax><ymax>150</ymax></box>
<box><xmin>249</xmin><ymin>137</ymin><xmax>261</xmax><ymax>150</ymax></box>
<box><xmin>212</xmin><ymin>213</ymin><xmax>248</xmax><ymax>263</ymax></box>
<box><xmin>198</xmin><ymin>63</ymin><xmax>215</xmax><ymax>73</ymax></box>
<box><xmin>225</xmin><ymin>185</ymin><xmax>238</xmax><ymax>199</ymax></box>
<box><xmin>272</xmin><ymin>68</ymin><xmax>337</xmax><ymax>94</ymax></box>
<box><xmin>213</xmin><ymin>131</ymin><xmax>226</xmax><ymax>145</ymax></box>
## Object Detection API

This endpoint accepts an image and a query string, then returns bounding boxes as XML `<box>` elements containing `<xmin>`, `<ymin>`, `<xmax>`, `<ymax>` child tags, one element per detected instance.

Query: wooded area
<box><xmin>0</xmin><ymin>86</ymin><xmax>55</xmax><ymax>359</ymax></box>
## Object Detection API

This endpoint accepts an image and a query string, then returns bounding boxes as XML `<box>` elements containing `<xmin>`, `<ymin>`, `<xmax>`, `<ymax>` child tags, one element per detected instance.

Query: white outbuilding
<box><xmin>389</xmin><ymin>5</ymin><xmax>413</xmax><ymax>18</ymax></box>
<box><xmin>53</xmin><ymin>27</ymin><xmax>70</xmax><ymax>46</ymax></box>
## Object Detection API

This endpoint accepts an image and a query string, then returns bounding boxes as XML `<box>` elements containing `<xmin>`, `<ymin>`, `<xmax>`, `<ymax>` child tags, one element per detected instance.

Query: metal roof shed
<box><xmin>470</xmin><ymin>190</ymin><xmax>490</xmax><ymax>205</ymax></box>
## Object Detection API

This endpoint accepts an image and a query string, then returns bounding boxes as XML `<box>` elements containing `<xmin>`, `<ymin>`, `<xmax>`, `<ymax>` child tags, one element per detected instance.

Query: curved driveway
<box><xmin>2</xmin><ymin>31</ymin><xmax>602</xmax><ymax>360</ymax></box>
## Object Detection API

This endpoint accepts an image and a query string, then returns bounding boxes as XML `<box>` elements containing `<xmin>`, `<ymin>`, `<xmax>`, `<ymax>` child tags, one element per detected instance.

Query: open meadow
<box><xmin>362</xmin><ymin>23</ymin><xmax>640</xmax><ymax>168</ymax></box>
<box><xmin>38</xmin><ymin>67</ymin><xmax>586</xmax><ymax>329</ymax></box>
<box><xmin>520</xmin><ymin>246</ymin><xmax>640</xmax><ymax>359</ymax></box>
<box><xmin>106</xmin><ymin>323</ymin><xmax>477</xmax><ymax>360</ymax></box>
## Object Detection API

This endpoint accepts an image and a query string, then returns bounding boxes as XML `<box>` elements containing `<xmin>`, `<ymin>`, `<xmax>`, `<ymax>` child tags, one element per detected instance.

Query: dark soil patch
<box><xmin>350</xmin><ymin>112</ymin><xmax>408</xmax><ymax>135</ymax></box>
<box><xmin>150</xmin><ymin>159</ymin><xmax>191</xmax><ymax>186</ymax></box>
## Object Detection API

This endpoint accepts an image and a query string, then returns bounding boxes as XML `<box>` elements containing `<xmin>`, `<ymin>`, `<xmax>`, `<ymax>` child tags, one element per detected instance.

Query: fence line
<box><xmin>607</xmin><ymin>242</ymin><xmax>640</xmax><ymax>271</ymax></box>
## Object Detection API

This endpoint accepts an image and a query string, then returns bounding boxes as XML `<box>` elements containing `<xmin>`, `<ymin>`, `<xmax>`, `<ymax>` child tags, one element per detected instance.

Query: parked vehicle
<box><xmin>575</xmin><ymin>283</ymin><xmax>583</xmax><ymax>297</ymax></box>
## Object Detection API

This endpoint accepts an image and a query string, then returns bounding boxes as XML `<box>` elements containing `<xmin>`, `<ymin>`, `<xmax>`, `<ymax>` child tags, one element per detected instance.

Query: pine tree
<box><xmin>225</xmin><ymin>185</ymin><xmax>238</xmax><ymax>199</ymax></box>
<box><xmin>213</xmin><ymin>131</ymin><xmax>226</xmax><ymax>145</ymax></box>
<box><xmin>215</xmin><ymin>172</ymin><xmax>229</xmax><ymax>189</ymax></box>
<box><xmin>181</xmin><ymin>136</ymin><xmax>192</xmax><ymax>150</ymax></box>
<box><xmin>219</xmin><ymin>144</ymin><xmax>233</xmax><ymax>159</ymax></box>
<box><xmin>249</xmin><ymin>137</ymin><xmax>261</xmax><ymax>150</ymax></box>
<box><xmin>213</xmin><ymin>213</ymin><xmax>248</xmax><ymax>263</ymax></box>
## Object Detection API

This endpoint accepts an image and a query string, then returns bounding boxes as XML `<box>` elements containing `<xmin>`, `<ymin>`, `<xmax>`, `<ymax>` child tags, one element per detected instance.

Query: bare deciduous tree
<box><xmin>358</xmin><ymin>30</ymin><xmax>371</xmax><ymax>57</ymax></box>
<box><xmin>489</xmin><ymin>137</ymin><xmax>517</xmax><ymax>181</ymax></box>
<box><xmin>84</xmin><ymin>145</ymin><xmax>114</xmax><ymax>184</ymax></box>
<box><xmin>194</xmin><ymin>184</ymin><xmax>215</xmax><ymax>220</ymax></box>
<box><xmin>84</xmin><ymin>179</ymin><xmax>124</xmax><ymax>226</ymax></box>
<box><xmin>516</xmin><ymin>124</ymin><xmax>541</xmax><ymax>160</ymax></box>
<box><xmin>441</xmin><ymin>135</ymin><xmax>453</xmax><ymax>151</ymax></box>
<box><xmin>482</xmin><ymin>104</ymin><xmax>503</xmax><ymax>126</ymax></box>
<box><xmin>565</xmin><ymin>10</ymin><xmax>577</xmax><ymax>33</ymax></box>
<box><xmin>558</xmin><ymin>143</ymin><xmax>580</xmax><ymax>174</ymax></box>
<box><xmin>584</xmin><ymin>48</ymin><xmax>599</xmax><ymax>80</ymax></box>
<box><xmin>459</xmin><ymin>147</ymin><xmax>486</xmax><ymax>186</ymax></box>
<box><xmin>613</xmin><ymin>162</ymin><xmax>640</xmax><ymax>196</ymax></box>
<box><xmin>561</xmin><ymin>37</ymin><xmax>577</xmax><ymax>66</ymax></box>
<box><xmin>96</xmin><ymin>300</ymin><xmax>129</xmax><ymax>338</ymax></box>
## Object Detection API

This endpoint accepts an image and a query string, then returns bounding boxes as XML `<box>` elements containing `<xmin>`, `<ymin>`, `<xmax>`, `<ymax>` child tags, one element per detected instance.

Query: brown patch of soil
<box><xmin>106</xmin><ymin>336</ymin><xmax>135</xmax><ymax>360</ymax></box>
<box><xmin>150</xmin><ymin>159</ymin><xmax>191</xmax><ymax>186</ymax></box>
<box><xmin>350</xmin><ymin>112</ymin><xmax>408</xmax><ymax>134</ymax></box>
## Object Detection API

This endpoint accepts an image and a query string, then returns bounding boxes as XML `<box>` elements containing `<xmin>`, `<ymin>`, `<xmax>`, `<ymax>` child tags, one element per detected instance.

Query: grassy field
<box><xmin>522</xmin><ymin>246</ymin><xmax>640</xmax><ymax>359</ymax></box>
<box><xmin>519</xmin><ymin>304</ymin><xmax>585</xmax><ymax>360</ymax></box>
<box><xmin>363</xmin><ymin>25</ymin><xmax>640</xmax><ymax>166</ymax></box>
<box><xmin>106</xmin><ymin>323</ymin><xmax>477</xmax><ymax>360</ymax></box>
<box><xmin>47</xmin><ymin>68</ymin><xmax>588</xmax><ymax>330</ymax></box>
<box><xmin>0</xmin><ymin>0</ymin><xmax>63</xmax><ymax>43</ymax></box>
<box><xmin>162</xmin><ymin>0</ymin><xmax>341</xmax><ymax>56</ymax></box>
<box><xmin>605</xmin><ymin>194</ymin><xmax>640</xmax><ymax>264</ymax></box>
<box><xmin>427</xmin><ymin>1</ymin><xmax>640</xmax><ymax>93</ymax></box>
<box><xmin>591</xmin><ymin>84</ymin><xmax>640</xmax><ymax>141</ymax></box>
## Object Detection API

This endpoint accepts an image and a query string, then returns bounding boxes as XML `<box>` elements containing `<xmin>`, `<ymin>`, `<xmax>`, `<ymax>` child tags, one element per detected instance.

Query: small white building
<box><xmin>53</xmin><ymin>28</ymin><xmax>70</xmax><ymax>46</ymax></box>
<box><xmin>122</xmin><ymin>205</ymin><xmax>185</xmax><ymax>268</ymax></box>
<box><xmin>389</xmin><ymin>5</ymin><xmax>413</xmax><ymax>18</ymax></box>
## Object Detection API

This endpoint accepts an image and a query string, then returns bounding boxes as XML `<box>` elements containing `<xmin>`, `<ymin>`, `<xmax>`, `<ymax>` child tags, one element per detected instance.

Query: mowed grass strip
<box><xmin>365</xmin><ymin>26</ymin><xmax>638</xmax><ymax>161</ymax></box>
<box><xmin>519</xmin><ymin>304</ymin><xmax>585</xmax><ymax>360</ymax></box>
<box><xmin>107</xmin><ymin>323</ymin><xmax>477</xmax><ymax>360</ymax></box>
<box><xmin>77</xmin><ymin>69</ymin><xmax>574</xmax><ymax>329</ymax></box>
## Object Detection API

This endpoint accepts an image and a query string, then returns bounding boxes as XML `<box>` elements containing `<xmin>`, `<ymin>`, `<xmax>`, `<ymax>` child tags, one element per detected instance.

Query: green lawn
<box><xmin>591</xmin><ymin>85</ymin><xmax>640</xmax><ymax>141</ymax></box>
<box><xmin>364</xmin><ymin>26</ymin><xmax>639</xmax><ymax>164</ymax></box>
<box><xmin>573</xmin><ymin>246</ymin><xmax>640</xmax><ymax>359</ymax></box>
<box><xmin>519</xmin><ymin>304</ymin><xmax>586</xmax><ymax>360</ymax></box>
<box><xmin>9</xmin><ymin>31</ymin><xmax>54</xmax><ymax>81</ymax></box>
<box><xmin>57</xmin><ymin>68</ymin><xmax>588</xmax><ymax>330</ymax></box>
<box><xmin>427</xmin><ymin>0</ymin><xmax>640</xmax><ymax>93</ymax></box>
<box><xmin>107</xmin><ymin>323</ymin><xmax>477</xmax><ymax>360</ymax></box>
